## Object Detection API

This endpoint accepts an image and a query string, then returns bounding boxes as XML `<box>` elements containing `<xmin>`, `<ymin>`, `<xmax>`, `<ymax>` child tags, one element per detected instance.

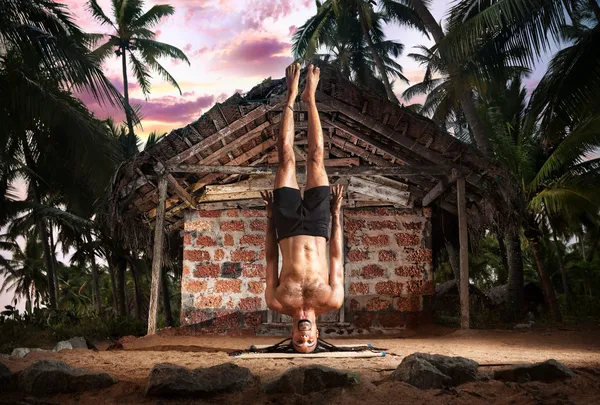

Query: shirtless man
<box><xmin>260</xmin><ymin>63</ymin><xmax>344</xmax><ymax>353</ymax></box>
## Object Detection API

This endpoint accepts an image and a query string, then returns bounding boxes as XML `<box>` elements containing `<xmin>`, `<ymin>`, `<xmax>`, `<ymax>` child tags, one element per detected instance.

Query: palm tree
<box><xmin>87</xmin><ymin>0</ymin><xmax>190</xmax><ymax>136</ymax></box>
<box><xmin>293</xmin><ymin>0</ymin><xmax>426</xmax><ymax>102</ymax></box>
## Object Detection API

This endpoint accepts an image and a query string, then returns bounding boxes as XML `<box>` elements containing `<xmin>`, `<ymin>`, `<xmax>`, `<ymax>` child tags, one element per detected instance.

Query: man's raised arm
<box><xmin>328</xmin><ymin>184</ymin><xmax>344</xmax><ymax>309</ymax></box>
<box><xmin>261</xmin><ymin>191</ymin><xmax>282</xmax><ymax>312</ymax></box>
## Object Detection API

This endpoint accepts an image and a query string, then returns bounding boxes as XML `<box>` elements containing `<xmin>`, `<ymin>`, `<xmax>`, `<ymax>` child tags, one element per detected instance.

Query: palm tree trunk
<box><xmin>129</xmin><ymin>259</ymin><xmax>142</xmax><ymax>320</ymax></box>
<box><xmin>20</xmin><ymin>137</ymin><xmax>57</xmax><ymax>309</ymax></box>
<box><xmin>497</xmin><ymin>233</ymin><xmax>509</xmax><ymax>284</ymax></box>
<box><xmin>116</xmin><ymin>257</ymin><xmax>127</xmax><ymax>316</ymax></box>
<box><xmin>410</xmin><ymin>0</ymin><xmax>493</xmax><ymax>157</ymax></box>
<box><xmin>550</xmin><ymin>228</ymin><xmax>570</xmax><ymax>298</ymax></box>
<box><xmin>48</xmin><ymin>230</ymin><xmax>59</xmax><ymax>301</ymax></box>
<box><xmin>505</xmin><ymin>226</ymin><xmax>524</xmax><ymax>316</ymax></box>
<box><xmin>90</xmin><ymin>252</ymin><xmax>102</xmax><ymax>314</ymax></box>
<box><xmin>121</xmin><ymin>47</ymin><xmax>135</xmax><ymax>137</ymax></box>
<box><xmin>527</xmin><ymin>232</ymin><xmax>562</xmax><ymax>321</ymax></box>
<box><xmin>359</xmin><ymin>15</ymin><xmax>397</xmax><ymax>102</ymax></box>
<box><xmin>161</xmin><ymin>266</ymin><xmax>173</xmax><ymax>327</ymax></box>
<box><xmin>107</xmin><ymin>254</ymin><xmax>119</xmax><ymax>313</ymax></box>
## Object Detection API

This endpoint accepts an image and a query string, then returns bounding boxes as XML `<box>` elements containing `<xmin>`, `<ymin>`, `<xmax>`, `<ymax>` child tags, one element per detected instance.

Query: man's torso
<box><xmin>273</xmin><ymin>235</ymin><xmax>334</xmax><ymax>316</ymax></box>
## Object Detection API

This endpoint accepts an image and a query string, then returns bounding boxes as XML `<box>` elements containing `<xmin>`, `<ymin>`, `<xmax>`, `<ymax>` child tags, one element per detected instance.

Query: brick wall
<box><xmin>180</xmin><ymin>206</ymin><xmax>433</xmax><ymax>335</ymax></box>
<box><xmin>343</xmin><ymin>207</ymin><xmax>433</xmax><ymax>331</ymax></box>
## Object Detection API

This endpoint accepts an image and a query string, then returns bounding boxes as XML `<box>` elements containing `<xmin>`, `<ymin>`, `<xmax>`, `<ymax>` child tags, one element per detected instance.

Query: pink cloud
<box><xmin>242</xmin><ymin>0</ymin><xmax>295</xmax><ymax>30</ymax></box>
<box><xmin>213</xmin><ymin>37</ymin><xmax>293</xmax><ymax>77</ymax></box>
<box><xmin>216</xmin><ymin>92</ymin><xmax>229</xmax><ymax>103</ymax></box>
<box><xmin>228</xmin><ymin>37</ymin><xmax>290</xmax><ymax>62</ymax></box>
<box><xmin>288</xmin><ymin>25</ymin><xmax>298</xmax><ymax>37</ymax></box>
<box><xmin>184</xmin><ymin>43</ymin><xmax>193</xmax><ymax>52</ymax></box>
<box><xmin>131</xmin><ymin>94</ymin><xmax>215</xmax><ymax>123</ymax></box>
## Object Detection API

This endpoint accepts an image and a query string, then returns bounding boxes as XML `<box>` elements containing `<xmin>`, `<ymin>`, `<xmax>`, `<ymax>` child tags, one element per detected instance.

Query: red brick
<box><xmin>353</xmin><ymin>312</ymin><xmax>374</xmax><ymax>328</ymax></box>
<box><xmin>406</xmin><ymin>280</ymin><xmax>434</xmax><ymax>295</ymax></box>
<box><xmin>238</xmin><ymin>297</ymin><xmax>262</xmax><ymax>311</ymax></box>
<box><xmin>231</xmin><ymin>249</ymin><xmax>256</xmax><ymax>262</ymax></box>
<box><xmin>240</xmin><ymin>234</ymin><xmax>265</xmax><ymax>246</ymax></box>
<box><xmin>213</xmin><ymin>311</ymin><xmax>240</xmax><ymax>327</ymax></box>
<box><xmin>182</xmin><ymin>310</ymin><xmax>211</xmax><ymax>325</ymax></box>
<box><xmin>241</xmin><ymin>209</ymin><xmax>265</xmax><ymax>217</ymax></box>
<box><xmin>378</xmin><ymin>250</ymin><xmax>397</xmax><ymax>262</ymax></box>
<box><xmin>376</xmin><ymin>313</ymin><xmax>405</xmax><ymax>328</ymax></box>
<box><xmin>214</xmin><ymin>249</ymin><xmax>225</xmax><ymax>261</ymax></box>
<box><xmin>349</xmin><ymin>208</ymin><xmax>394</xmax><ymax>216</ymax></box>
<box><xmin>193</xmin><ymin>264</ymin><xmax>220</xmax><ymax>278</ymax></box>
<box><xmin>215</xmin><ymin>279</ymin><xmax>242</xmax><ymax>293</ymax></box>
<box><xmin>367</xmin><ymin>220</ymin><xmax>397</xmax><ymax>230</ymax></box>
<box><xmin>243</xmin><ymin>264</ymin><xmax>266</xmax><ymax>278</ymax></box>
<box><xmin>184</xmin><ymin>249</ymin><xmax>210</xmax><ymax>262</ymax></box>
<box><xmin>349</xmin><ymin>299</ymin><xmax>360</xmax><ymax>311</ymax></box>
<box><xmin>347</xmin><ymin>250</ymin><xmax>369</xmax><ymax>262</ymax></box>
<box><xmin>196</xmin><ymin>236</ymin><xmax>217</xmax><ymax>247</ymax></box>
<box><xmin>182</xmin><ymin>280</ymin><xmax>207</xmax><ymax>293</ymax></box>
<box><xmin>226</xmin><ymin>209</ymin><xmax>239</xmax><ymax>217</ymax></box>
<box><xmin>362</xmin><ymin>235</ymin><xmax>389</xmax><ymax>246</ymax></box>
<box><xmin>198</xmin><ymin>210</ymin><xmax>222</xmax><ymax>218</ymax></box>
<box><xmin>221</xmin><ymin>262</ymin><xmax>242</xmax><ymax>278</ymax></box>
<box><xmin>185</xmin><ymin>220</ymin><xmax>212</xmax><ymax>232</ymax></box>
<box><xmin>224</xmin><ymin>234</ymin><xmax>234</xmax><ymax>246</ymax></box>
<box><xmin>402</xmin><ymin>221</ymin><xmax>423</xmax><ymax>231</ymax></box>
<box><xmin>349</xmin><ymin>282</ymin><xmax>370</xmax><ymax>295</ymax></box>
<box><xmin>344</xmin><ymin>218</ymin><xmax>365</xmax><ymax>231</ymax></box>
<box><xmin>244</xmin><ymin>311</ymin><xmax>263</xmax><ymax>327</ymax></box>
<box><xmin>221</xmin><ymin>221</ymin><xmax>245</xmax><ymax>232</ymax></box>
<box><xmin>396</xmin><ymin>296</ymin><xmax>421</xmax><ymax>312</ymax></box>
<box><xmin>362</xmin><ymin>264</ymin><xmax>385</xmax><ymax>278</ymax></box>
<box><xmin>248</xmin><ymin>281</ymin><xmax>265</xmax><ymax>294</ymax></box>
<box><xmin>182</xmin><ymin>264</ymin><xmax>192</xmax><ymax>278</ymax></box>
<box><xmin>395</xmin><ymin>265</ymin><xmax>422</xmax><ymax>278</ymax></box>
<box><xmin>195</xmin><ymin>295</ymin><xmax>222</xmax><ymax>309</ymax></box>
<box><xmin>407</xmin><ymin>248</ymin><xmax>432</xmax><ymax>262</ymax></box>
<box><xmin>423</xmin><ymin>207</ymin><xmax>432</xmax><ymax>218</ymax></box>
<box><xmin>184</xmin><ymin>234</ymin><xmax>192</xmax><ymax>245</ymax></box>
<box><xmin>375</xmin><ymin>281</ymin><xmax>403</xmax><ymax>296</ymax></box>
<box><xmin>250</xmin><ymin>220</ymin><xmax>267</xmax><ymax>232</ymax></box>
<box><xmin>366</xmin><ymin>297</ymin><xmax>391</xmax><ymax>311</ymax></box>
<box><xmin>395</xmin><ymin>233</ymin><xmax>420</xmax><ymax>247</ymax></box>
<box><xmin>258</xmin><ymin>250</ymin><xmax>265</xmax><ymax>261</ymax></box>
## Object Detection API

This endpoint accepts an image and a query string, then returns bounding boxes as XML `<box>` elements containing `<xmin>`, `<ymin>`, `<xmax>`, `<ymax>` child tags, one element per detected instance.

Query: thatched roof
<box><xmin>108</xmin><ymin>64</ymin><xmax>516</xmax><ymax>250</ymax></box>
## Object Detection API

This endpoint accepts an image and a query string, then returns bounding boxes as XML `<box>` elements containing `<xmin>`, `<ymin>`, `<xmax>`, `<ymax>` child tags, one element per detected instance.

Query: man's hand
<box><xmin>261</xmin><ymin>190</ymin><xmax>274</xmax><ymax>218</ymax></box>
<box><xmin>330</xmin><ymin>184</ymin><xmax>343</xmax><ymax>215</ymax></box>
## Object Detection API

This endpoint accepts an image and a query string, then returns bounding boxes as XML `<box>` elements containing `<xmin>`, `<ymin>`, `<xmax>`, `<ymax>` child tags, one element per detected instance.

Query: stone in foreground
<box><xmin>53</xmin><ymin>336</ymin><xmax>88</xmax><ymax>352</ymax></box>
<box><xmin>493</xmin><ymin>359</ymin><xmax>575</xmax><ymax>383</ymax></box>
<box><xmin>263</xmin><ymin>365</ymin><xmax>360</xmax><ymax>395</ymax></box>
<box><xmin>146</xmin><ymin>362</ymin><xmax>257</xmax><ymax>397</ymax></box>
<box><xmin>0</xmin><ymin>362</ymin><xmax>13</xmax><ymax>392</ymax></box>
<box><xmin>10</xmin><ymin>348</ymin><xmax>48</xmax><ymax>358</ymax></box>
<box><xmin>17</xmin><ymin>360</ymin><xmax>117</xmax><ymax>396</ymax></box>
<box><xmin>391</xmin><ymin>353</ymin><xmax>479</xmax><ymax>389</ymax></box>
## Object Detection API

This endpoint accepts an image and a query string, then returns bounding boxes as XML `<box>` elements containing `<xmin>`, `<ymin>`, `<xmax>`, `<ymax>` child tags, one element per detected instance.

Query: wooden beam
<box><xmin>165</xmin><ymin>174</ymin><xmax>197</xmax><ymax>209</ymax></box>
<box><xmin>166</xmin><ymin>102</ymin><xmax>281</xmax><ymax>166</ymax></box>
<box><xmin>168</xmin><ymin>164</ymin><xmax>456</xmax><ymax>176</ymax></box>
<box><xmin>328</xmin><ymin>135</ymin><xmax>393</xmax><ymax>167</ymax></box>
<box><xmin>457</xmin><ymin>177</ymin><xmax>469</xmax><ymax>329</ymax></box>
<box><xmin>267</xmin><ymin>157</ymin><xmax>359</xmax><ymax>167</ymax></box>
<box><xmin>316</xmin><ymin>92</ymin><xmax>482</xmax><ymax>187</ymax></box>
<box><xmin>422</xmin><ymin>176</ymin><xmax>457</xmax><ymax>206</ymax></box>
<box><xmin>148</xmin><ymin>176</ymin><xmax>167</xmax><ymax>335</ymax></box>
<box><xmin>348</xmin><ymin>177</ymin><xmax>411</xmax><ymax>206</ymax></box>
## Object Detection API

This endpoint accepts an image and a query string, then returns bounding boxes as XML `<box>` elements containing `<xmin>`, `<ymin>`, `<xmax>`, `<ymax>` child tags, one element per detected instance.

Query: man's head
<box><xmin>291</xmin><ymin>317</ymin><xmax>319</xmax><ymax>353</ymax></box>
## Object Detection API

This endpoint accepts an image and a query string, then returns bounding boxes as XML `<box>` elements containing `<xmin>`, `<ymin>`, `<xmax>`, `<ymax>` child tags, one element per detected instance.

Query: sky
<box><xmin>2</xmin><ymin>0</ymin><xmax>561</xmax><ymax>309</ymax></box>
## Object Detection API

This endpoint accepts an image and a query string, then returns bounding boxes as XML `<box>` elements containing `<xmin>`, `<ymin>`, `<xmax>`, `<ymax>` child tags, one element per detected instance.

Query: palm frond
<box><xmin>131</xmin><ymin>4</ymin><xmax>174</xmax><ymax>29</ymax></box>
<box><xmin>86</xmin><ymin>0</ymin><xmax>115</xmax><ymax>27</ymax></box>
<box><xmin>128</xmin><ymin>51</ymin><xmax>152</xmax><ymax>97</ymax></box>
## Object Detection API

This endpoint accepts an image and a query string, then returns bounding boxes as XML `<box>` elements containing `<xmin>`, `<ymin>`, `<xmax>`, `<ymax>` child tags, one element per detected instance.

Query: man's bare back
<box><xmin>261</xmin><ymin>63</ymin><xmax>344</xmax><ymax>353</ymax></box>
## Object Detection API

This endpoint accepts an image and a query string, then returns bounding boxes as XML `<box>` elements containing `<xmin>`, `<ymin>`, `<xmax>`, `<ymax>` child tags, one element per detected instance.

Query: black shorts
<box><xmin>273</xmin><ymin>186</ymin><xmax>330</xmax><ymax>242</ymax></box>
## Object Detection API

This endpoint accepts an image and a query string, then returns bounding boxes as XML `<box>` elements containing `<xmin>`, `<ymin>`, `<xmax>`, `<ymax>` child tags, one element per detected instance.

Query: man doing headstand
<box><xmin>261</xmin><ymin>63</ymin><xmax>344</xmax><ymax>353</ymax></box>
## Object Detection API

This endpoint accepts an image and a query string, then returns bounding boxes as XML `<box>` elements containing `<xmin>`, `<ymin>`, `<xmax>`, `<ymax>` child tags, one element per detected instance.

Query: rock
<box><xmin>391</xmin><ymin>353</ymin><xmax>479</xmax><ymax>389</ymax></box>
<box><xmin>53</xmin><ymin>337</ymin><xmax>88</xmax><ymax>352</ymax></box>
<box><xmin>146</xmin><ymin>362</ymin><xmax>257</xmax><ymax>397</ymax></box>
<box><xmin>17</xmin><ymin>360</ymin><xmax>117</xmax><ymax>396</ymax></box>
<box><xmin>106</xmin><ymin>342</ymin><xmax>124</xmax><ymax>351</ymax></box>
<box><xmin>0</xmin><ymin>362</ymin><xmax>13</xmax><ymax>391</ymax></box>
<box><xmin>513</xmin><ymin>323</ymin><xmax>533</xmax><ymax>329</ymax></box>
<box><xmin>493</xmin><ymin>359</ymin><xmax>575</xmax><ymax>383</ymax></box>
<box><xmin>263</xmin><ymin>365</ymin><xmax>360</xmax><ymax>395</ymax></box>
<box><xmin>10</xmin><ymin>348</ymin><xmax>47</xmax><ymax>358</ymax></box>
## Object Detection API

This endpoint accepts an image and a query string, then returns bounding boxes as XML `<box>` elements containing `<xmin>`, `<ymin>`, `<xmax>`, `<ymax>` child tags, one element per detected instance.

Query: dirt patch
<box><xmin>3</xmin><ymin>326</ymin><xmax>600</xmax><ymax>404</ymax></box>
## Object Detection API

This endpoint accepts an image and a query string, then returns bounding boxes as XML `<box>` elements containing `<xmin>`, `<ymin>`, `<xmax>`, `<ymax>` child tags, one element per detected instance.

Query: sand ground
<box><xmin>3</xmin><ymin>325</ymin><xmax>600</xmax><ymax>404</ymax></box>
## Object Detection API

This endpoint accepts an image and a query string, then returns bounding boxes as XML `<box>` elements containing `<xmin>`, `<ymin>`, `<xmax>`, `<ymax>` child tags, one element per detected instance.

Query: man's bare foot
<box><xmin>301</xmin><ymin>64</ymin><xmax>320</xmax><ymax>103</ymax></box>
<box><xmin>286</xmin><ymin>62</ymin><xmax>300</xmax><ymax>101</ymax></box>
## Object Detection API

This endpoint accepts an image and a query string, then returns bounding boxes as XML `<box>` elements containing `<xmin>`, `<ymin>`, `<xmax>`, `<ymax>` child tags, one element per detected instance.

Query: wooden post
<box><xmin>457</xmin><ymin>177</ymin><xmax>469</xmax><ymax>329</ymax></box>
<box><xmin>148</xmin><ymin>175</ymin><xmax>168</xmax><ymax>335</ymax></box>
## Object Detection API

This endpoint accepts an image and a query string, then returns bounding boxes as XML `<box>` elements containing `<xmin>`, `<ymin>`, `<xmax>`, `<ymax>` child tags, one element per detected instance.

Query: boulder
<box><xmin>10</xmin><ymin>348</ymin><xmax>47</xmax><ymax>358</ymax></box>
<box><xmin>17</xmin><ymin>360</ymin><xmax>117</xmax><ymax>396</ymax></box>
<box><xmin>391</xmin><ymin>353</ymin><xmax>479</xmax><ymax>389</ymax></box>
<box><xmin>146</xmin><ymin>362</ymin><xmax>257</xmax><ymax>397</ymax></box>
<box><xmin>53</xmin><ymin>337</ymin><xmax>88</xmax><ymax>352</ymax></box>
<box><xmin>0</xmin><ymin>362</ymin><xmax>13</xmax><ymax>391</ymax></box>
<box><xmin>493</xmin><ymin>359</ymin><xmax>575</xmax><ymax>383</ymax></box>
<box><xmin>263</xmin><ymin>365</ymin><xmax>360</xmax><ymax>395</ymax></box>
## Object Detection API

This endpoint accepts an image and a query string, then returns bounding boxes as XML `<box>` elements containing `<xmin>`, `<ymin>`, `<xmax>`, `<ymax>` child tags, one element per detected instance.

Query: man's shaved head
<box><xmin>291</xmin><ymin>318</ymin><xmax>318</xmax><ymax>353</ymax></box>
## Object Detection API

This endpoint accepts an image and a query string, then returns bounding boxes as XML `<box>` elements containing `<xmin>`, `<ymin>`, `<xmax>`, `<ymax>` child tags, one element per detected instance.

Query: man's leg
<box><xmin>301</xmin><ymin>65</ymin><xmax>328</xmax><ymax>189</ymax></box>
<box><xmin>275</xmin><ymin>63</ymin><xmax>300</xmax><ymax>190</ymax></box>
